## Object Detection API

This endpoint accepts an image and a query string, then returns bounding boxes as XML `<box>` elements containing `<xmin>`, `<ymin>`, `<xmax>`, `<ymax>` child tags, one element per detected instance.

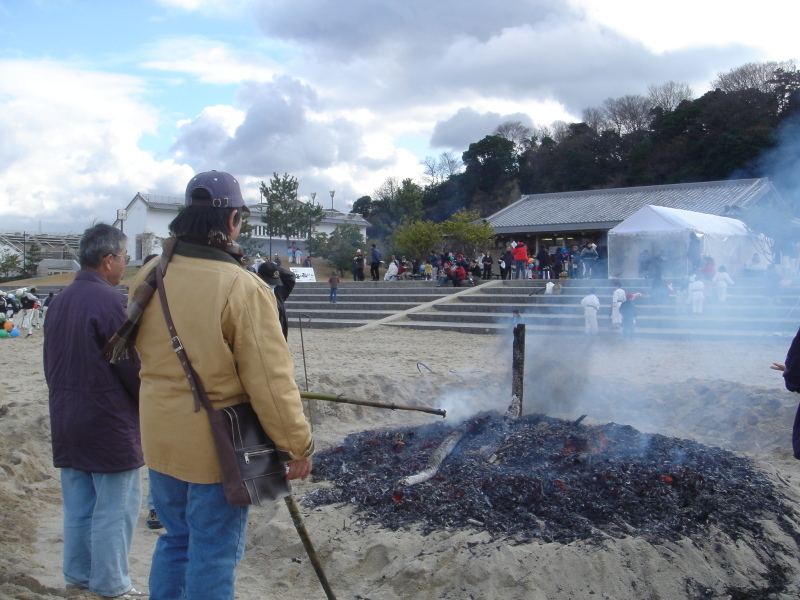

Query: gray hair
<box><xmin>78</xmin><ymin>223</ymin><xmax>127</xmax><ymax>268</ymax></box>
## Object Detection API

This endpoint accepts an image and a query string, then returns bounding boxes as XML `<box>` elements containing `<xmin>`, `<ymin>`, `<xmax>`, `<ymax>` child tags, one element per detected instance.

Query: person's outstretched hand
<box><xmin>771</xmin><ymin>363</ymin><xmax>786</xmax><ymax>372</ymax></box>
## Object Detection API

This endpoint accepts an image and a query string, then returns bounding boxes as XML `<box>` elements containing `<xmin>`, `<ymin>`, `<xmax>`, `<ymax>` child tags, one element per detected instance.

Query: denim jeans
<box><xmin>148</xmin><ymin>469</ymin><xmax>249</xmax><ymax>600</ymax></box>
<box><xmin>61</xmin><ymin>467</ymin><xmax>142</xmax><ymax>597</ymax></box>
<box><xmin>514</xmin><ymin>260</ymin><xmax>526</xmax><ymax>279</ymax></box>
<box><xmin>329</xmin><ymin>288</ymin><xmax>337</xmax><ymax>302</ymax></box>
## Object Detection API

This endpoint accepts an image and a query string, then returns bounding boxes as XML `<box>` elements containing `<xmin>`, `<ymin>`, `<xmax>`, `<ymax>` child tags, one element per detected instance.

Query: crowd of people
<box><xmin>0</xmin><ymin>287</ymin><xmax>54</xmax><ymax>339</ymax></box>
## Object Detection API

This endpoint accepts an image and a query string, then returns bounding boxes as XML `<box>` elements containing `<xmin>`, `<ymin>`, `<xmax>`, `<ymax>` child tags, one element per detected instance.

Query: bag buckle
<box><xmin>171</xmin><ymin>335</ymin><xmax>184</xmax><ymax>353</ymax></box>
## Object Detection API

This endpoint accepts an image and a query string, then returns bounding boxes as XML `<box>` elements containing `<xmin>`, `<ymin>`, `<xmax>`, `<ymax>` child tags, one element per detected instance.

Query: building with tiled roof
<box><xmin>484</xmin><ymin>178</ymin><xmax>781</xmax><ymax>251</ymax></box>
<box><xmin>0</xmin><ymin>232</ymin><xmax>82</xmax><ymax>276</ymax></box>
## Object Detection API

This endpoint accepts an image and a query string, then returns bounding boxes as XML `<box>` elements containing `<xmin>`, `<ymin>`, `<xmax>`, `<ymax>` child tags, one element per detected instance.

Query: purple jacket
<box><xmin>43</xmin><ymin>270</ymin><xmax>143</xmax><ymax>473</ymax></box>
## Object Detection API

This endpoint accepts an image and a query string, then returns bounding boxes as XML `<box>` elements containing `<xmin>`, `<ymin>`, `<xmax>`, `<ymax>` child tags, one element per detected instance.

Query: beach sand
<box><xmin>2</xmin><ymin>326</ymin><xmax>800</xmax><ymax>599</ymax></box>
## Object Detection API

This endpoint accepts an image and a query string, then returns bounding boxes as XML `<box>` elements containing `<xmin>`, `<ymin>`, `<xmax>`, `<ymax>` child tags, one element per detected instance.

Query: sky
<box><xmin>0</xmin><ymin>0</ymin><xmax>797</xmax><ymax>234</ymax></box>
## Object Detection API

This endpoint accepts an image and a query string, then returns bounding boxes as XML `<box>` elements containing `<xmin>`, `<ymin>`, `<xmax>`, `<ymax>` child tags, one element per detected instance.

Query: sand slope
<box><xmin>2</xmin><ymin>327</ymin><xmax>800</xmax><ymax>599</ymax></box>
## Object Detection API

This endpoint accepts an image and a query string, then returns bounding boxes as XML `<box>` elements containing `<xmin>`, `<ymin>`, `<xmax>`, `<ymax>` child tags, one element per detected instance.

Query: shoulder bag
<box><xmin>155</xmin><ymin>263</ymin><xmax>290</xmax><ymax>506</ymax></box>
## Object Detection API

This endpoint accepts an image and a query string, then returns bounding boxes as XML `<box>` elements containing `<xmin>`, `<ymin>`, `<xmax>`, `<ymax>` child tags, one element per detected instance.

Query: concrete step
<box><xmin>403</xmin><ymin>310</ymin><xmax>800</xmax><ymax>332</ymax></box>
<box><xmin>383</xmin><ymin>319</ymin><xmax>796</xmax><ymax>340</ymax></box>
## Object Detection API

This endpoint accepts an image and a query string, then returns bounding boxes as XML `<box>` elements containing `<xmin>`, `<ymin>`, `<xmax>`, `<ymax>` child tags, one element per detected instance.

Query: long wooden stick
<box><xmin>299</xmin><ymin>391</ymin><xmax>446</xmax><ymax>418</ymax></box>
<box><xmin>284</xmin><ymin>494</ymin><xmax>337</xmax><ymax>600</ymax></box>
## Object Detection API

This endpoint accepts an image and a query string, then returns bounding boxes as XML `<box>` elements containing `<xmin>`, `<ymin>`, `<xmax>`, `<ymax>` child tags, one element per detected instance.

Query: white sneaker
<box><xmin>117</xmin><ymin>589</ymin><xmax>148</xmax><ymax>598</ymax></box>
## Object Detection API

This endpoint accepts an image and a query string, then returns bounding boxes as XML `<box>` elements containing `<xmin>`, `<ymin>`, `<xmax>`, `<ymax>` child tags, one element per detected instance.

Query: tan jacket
<box><xmin>130</xmin><ymin>242</ymin><xmax>313</xmax><ymax>484</ymax></box>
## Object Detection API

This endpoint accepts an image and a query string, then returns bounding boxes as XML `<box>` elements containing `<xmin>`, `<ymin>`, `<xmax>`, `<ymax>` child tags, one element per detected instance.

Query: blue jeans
<box><xmin>329</xmin><ymin>288</ymin><xmax>337</xmax><ymax>302</ymax></box>
<box><xmin>61</xmin><ymin>467</ymin><xmax>142</xmax><ymax>597</ymax></box>
<box><xmin>514</xmin><ymin>260</ymin><xmax>526</xmax><ymax>279</ymax></box>
<box><xmin>148</xmin><ymin>469</ymin><xmax>249</xmax><ymax>600</ymax></box>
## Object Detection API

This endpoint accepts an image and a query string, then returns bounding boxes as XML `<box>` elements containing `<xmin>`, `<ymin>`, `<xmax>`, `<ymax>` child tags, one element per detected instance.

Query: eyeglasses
<box><xmin>110</xmin><ymin>253</ymin><xmax>131</xmax><ymax>265</ymax></box>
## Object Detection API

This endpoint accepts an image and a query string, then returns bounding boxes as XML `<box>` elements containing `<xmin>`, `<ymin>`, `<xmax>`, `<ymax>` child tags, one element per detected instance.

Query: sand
<box><xmin>2</xmin><ymin>326</ymin><xmax>800</xmax><ymax>599</ymax></box>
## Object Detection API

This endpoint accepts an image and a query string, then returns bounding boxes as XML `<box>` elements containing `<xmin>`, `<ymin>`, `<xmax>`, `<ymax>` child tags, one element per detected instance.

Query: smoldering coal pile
<box><xmin>306</xmin><ymin>414</ymin><xmax>790</xmax><ymax>544</ymax></box>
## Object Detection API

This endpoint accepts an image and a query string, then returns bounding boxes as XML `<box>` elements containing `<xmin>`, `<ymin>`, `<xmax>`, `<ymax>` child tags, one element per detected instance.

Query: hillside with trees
<box><xmin>353</xmin><ymin>60</ymin><xmax>800</xmax><ymax>244</ymax></box>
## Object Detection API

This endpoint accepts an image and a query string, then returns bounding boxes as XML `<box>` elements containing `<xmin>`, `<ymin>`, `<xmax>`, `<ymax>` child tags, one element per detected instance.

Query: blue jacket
<box><xmin>371</xmin><ymin>247</ymin><xmax>382</xmax><ymax>262</ymax></box>
<box><xmin>43</xmin><ymin>270</ymin><xmax>143</xmax><ymax>473</ymax></box>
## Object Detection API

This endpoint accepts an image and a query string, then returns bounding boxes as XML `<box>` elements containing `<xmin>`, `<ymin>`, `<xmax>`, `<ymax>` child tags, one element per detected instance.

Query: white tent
<box><xmin>607</xmin><ymin>205</ymin><xmax>763</xmax><ymax>279</ymax></box>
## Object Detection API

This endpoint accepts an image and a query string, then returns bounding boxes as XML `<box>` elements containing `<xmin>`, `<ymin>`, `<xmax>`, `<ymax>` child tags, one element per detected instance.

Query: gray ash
<box><xmin>305</xmin><ymin>414</ymin><xmax>791</xmax><ymax>545</ymax></box>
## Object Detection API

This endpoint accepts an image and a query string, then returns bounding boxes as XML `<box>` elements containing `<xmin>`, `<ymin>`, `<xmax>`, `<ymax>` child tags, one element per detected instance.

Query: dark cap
<box><xmin>185</xmin><ymin>170</ymin><xmax>249</xmax><ymax>216</ymax></box>
<box><xmin>257</xmin><ymin>261</ymin><xmax>283</xmax><ymax>286</ymax></box>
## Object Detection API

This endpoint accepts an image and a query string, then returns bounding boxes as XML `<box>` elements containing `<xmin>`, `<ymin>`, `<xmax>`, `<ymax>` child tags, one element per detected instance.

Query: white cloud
<box><xmin>141</xmin><ymin>37</ymin><xmax>283</xmax><ymax>84</ymax></box>
<box><xmin>0</xmin><ymin>60</ymin><xmax>191</xmax><ymax>232</ymax></box>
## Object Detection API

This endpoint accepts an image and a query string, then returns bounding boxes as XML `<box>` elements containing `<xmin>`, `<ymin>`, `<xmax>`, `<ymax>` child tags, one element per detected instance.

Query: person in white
<box><xmin>581</xmin><ymin>289</ymin><xmax>600</xmax><ymax>335</ymax></box>
<box><xmin>384</xmin><ymin>260</ymin><xmax>399</xmax><ymax>281</ymax></box>
<box><xmin>687</xmin><ymin>274</ymin><xmax>705</xmax><ymax>315</ymax></box>
<box><xmin>19</xmin><ymin>287</ymin><xmax>40</xmax><ymax>338</ymax></box>
<box><xmin>712</xmin><ymin>266</ymin><xmax>735</xmax><ymax>303</ymax></box>
<box><xmin>610</xmin><ymin>281</ymin><xmax>626</xmax><ymax>328</ymax></box>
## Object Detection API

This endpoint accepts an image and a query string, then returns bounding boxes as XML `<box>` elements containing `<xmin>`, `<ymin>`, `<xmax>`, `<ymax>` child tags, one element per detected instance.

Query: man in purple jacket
<box><xmin>43</xmin><ymin>223</ymin><xmax>145</xmax><ymax>598</ymax></box>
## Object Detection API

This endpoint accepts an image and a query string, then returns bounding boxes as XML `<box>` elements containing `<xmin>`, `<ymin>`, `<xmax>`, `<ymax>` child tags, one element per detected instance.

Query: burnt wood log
<box><xmin>397</xmin><ymin>420</ymin><xmax>470</xmax><ymax>487</ymax></box>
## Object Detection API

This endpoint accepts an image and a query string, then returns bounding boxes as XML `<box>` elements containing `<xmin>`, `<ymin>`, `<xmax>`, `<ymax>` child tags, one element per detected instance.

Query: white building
<box><xmin>114</xmin><ymin>194</ymin><xmax>371</xmax><ymax>264</ymax></box>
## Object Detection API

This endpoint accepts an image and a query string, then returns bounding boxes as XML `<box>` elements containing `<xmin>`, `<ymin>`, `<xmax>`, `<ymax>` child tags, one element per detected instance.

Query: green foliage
<box><xmin>440</xmin><ymin>209</ymin><xmax>495</xmax><ymax>257</ymax></box>
<box><xmin>22</xmin><ymin>242</ymin><xmax>43</xmax><ymax>278</ymax></box>
<box><xmin>390</xmin><ymin>220</ymin><xmax>442</xmax><ymax>262</ymax></box>
<box><xmin>0</xmin><ymin>248</ymin><xmax>21</xmax><ymax>279</ymax></box>
<box><xmin>307</xmin><ymin>224</ymin><xmax>364</xmax><ymax>276</ymax></box>
<box><xmin>351</xmin><ymin>195</ymin><xmax>372</xmax><ymax>217</ymax></box>
<box><xmin>260</xmin><ymin>173</ymin><xmax>323</xmax><ymax>244</ymax></box>
<box><xmin>462</xmin><ymin>135</ymin><xmax>517</xmax><ymax>193</ymax></box>
<box><xmin>367</xmin><ymin>178</ymin><xmax>425</xmax><ymax>239</ymax></box>
<box><xmin>237</xmin><ymin>217</ymin><xmax>261</xmax><ymax>258</ymax></box>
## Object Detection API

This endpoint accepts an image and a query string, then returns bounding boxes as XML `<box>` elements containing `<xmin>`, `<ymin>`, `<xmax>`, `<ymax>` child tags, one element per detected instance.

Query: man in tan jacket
<box><xmin>129</xmin><ymin>170</ymin><xmax>313</xmax><ymax>600</ymax></box>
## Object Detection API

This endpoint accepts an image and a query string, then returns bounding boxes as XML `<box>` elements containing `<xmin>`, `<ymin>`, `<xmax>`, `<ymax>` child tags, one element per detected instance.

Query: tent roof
<box><xmin>609</xmin><ymin>205</ymin><xmax>748</xmax><ymax>236</ymax></box>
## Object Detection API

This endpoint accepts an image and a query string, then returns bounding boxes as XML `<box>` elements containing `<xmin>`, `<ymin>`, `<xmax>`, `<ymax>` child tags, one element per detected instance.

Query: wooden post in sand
<box><xmin>505</xmin><ymin>324</ymin><xmax>525</xmax><ymax>420</ymax></box>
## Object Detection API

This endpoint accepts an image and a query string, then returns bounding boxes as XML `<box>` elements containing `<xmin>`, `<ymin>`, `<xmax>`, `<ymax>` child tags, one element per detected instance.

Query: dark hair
<box><xmin>169</xmin><ymin>202</ymin><xmax>243</xmax><ymax>247</ymax></box>
<box><xmin>79</xmin><ymin>223</ymin><xmax>127</xmax><ymax>268</ymax></box>
<box><xmin>613</xmin><ymin>280</ymin><xmax>621</xmax><ymax>287</ymax></box>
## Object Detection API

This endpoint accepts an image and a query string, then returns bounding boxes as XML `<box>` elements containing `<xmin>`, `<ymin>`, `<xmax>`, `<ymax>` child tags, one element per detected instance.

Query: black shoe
<box><xmin>147</xmin><ymin>509</ymin><xmax>163</xmax><ymax>530</ymax></box>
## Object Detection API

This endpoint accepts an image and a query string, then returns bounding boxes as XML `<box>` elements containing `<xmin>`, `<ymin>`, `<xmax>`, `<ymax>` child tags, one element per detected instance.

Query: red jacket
<box><xmin>512</xmin><ymin>244</ymin><xmax>529</xmax><ymax>262</ymax></box>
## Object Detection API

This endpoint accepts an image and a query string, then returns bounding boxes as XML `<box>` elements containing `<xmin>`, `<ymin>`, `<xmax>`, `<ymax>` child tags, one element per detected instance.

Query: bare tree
<box><xmin>420</xmin><ymin>155</ymin><xmax>443</xmax><ymax>186</ymax></box>
<box><xmin>648</xmin><ymin>81</ymin><xmax>693</xmax><ymax>111</ymax></box>
<box><xmin>438</xmin><ymin>151</ymin><xmax>463</xmax><ymax>177</ymax></box>
<box><xmin>373</xmin><ymin>177</ymin><xmax>399</xmax><ymax>205</ymax></box>
<box><xmin>711</xmin><ymin>60</ymin><xmax>797</xmax><ymax>93</ymax></box>
<box><xmin>581</xmin><ymin>106</ymin><xmax>607</xmax><ymax>133</ymax></box>
<box><xmin>550</xmin><ymin>120</ymin><xmax>570</xmax><ymax>143</ymax></box>
<box><xmin>493</xmin><ymin>120</ymin><xmax>534</xmax><ymax>155</ymax></box>
<box><xmin>602</xmin><ymin>95</ymin><xmax>653</xmax><ymax>135</ymax></box>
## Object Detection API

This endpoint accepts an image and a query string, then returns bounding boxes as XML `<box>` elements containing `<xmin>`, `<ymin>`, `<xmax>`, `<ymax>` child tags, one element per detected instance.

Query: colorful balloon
<box><xmin>9</xmin><ymin>328</ymin><xmax>20</xmax><ymax>338</ymax></box>
<box><xmin>2</xmin><ymin>321</ymin><xmax>12</xmax><ymax>331</ymax></box>
<box><xmin>0</xmin><ymin>330</ymin><xmax>8</xmax><ymax>339</ymax></box>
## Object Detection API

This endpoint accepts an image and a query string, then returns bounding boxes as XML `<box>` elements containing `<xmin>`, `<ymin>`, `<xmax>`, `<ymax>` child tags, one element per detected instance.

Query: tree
<box><xmin>260</xmin><ymin>173</ymin><xmax>323</xmax><ymax>245</ymax></box>
<box><xmin>390</xmin><ymin>220</ymin><xmax>443</xmax><ymax>262</ymax></box>
<box><xmin>22</xmin><ymin>241</ymin><xmax>43</xmax><ymax>278</ymax></box>
<box><xmin>462</xmin><ymin>135</ymin><xmax>517</xmax><ymax>193</ymax></box>
<box><xmin>0</xmin><ymin>248</ymin><xmax>21</xmax><ymax>280</ymax></box>
<box><xmin>601</xmin><ymin>95</ymin><xmax>653</xmax><ymax>135</ymax></box>
<box><xmin>440</xmin><ymin>209</ymin><xmax>495</xmax><ymax>258</ymax></box>
<box><xmin>351</xmin><ymin>195</ymin><xmax>372</xmax><ymax>217</ymax></box>
<box><xmin>711</xmin><ymin>60</ymin><xmax>796</xmax><ymax>94</ymax></box>
<box><xmin>307</xmin><ymin>224</ymin><xmax>364</xmax><ymax>276</ymax></box>
<box><xmin>648</xmin><ymin>81</ymin><xmax>693</xmax><ymax>112</ymax></box>
<box><xmin>493</xmin><ymin>121</ymin><xmax>534</xmax><ymax>155</ymax></box>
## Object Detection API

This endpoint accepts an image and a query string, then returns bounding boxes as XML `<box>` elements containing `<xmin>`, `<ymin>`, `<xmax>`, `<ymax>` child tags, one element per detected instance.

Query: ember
<box><xmin>306</xmin><ymin>414</ymin><xmax>792</xmax><ymax>545</ymax></box>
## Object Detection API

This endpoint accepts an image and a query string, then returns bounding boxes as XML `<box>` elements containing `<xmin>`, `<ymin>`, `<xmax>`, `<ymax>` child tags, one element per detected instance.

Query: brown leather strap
<box><xmin>155</xmin><ymin>262</ymin><xmax>206</xmax><ymax>414</ymax></box>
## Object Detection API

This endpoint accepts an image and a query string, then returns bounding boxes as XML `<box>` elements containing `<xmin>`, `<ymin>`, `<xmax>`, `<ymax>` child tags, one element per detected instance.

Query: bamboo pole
<box><xmin>284</xmin><ymin>494</ymin><xmax>337</xmax><ymax>600</ymax></box>
<box><xmin>299</xmin><ymin>391</ymin><xmax>446</xmax><ymax>418</ymax></box>
<box><xmin>397</xmin><ymin>420</ymin><xmax>469</xmax><ymax>487</ymax></box>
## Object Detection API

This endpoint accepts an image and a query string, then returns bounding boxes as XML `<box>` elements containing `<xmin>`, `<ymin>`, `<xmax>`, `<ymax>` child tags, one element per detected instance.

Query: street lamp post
<box><xmin>329</xmin><ymin>190</ymin><xmax>335</xmax><ymax>210</ymax></box>
<box><xmin>310</xmin><ymin>192</ymin><xmax>316</xmax><ymax>206</ymax></box>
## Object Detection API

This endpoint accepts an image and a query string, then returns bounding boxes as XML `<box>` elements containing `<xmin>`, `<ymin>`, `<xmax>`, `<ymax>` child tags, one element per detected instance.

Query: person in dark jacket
<box><xmin>258</xmin><ymin>261</ymin><xmax>297</xmax><ymax>340</ymax></box>
<box><xmin>772</xmin><ymin>328</ymin><xmax>800</xmax><ymax>458</ymax></box>
<box><xmin>43</xmin><ymin>223</ymin><xmax>144</xmax><ymax>598</ymax></box>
